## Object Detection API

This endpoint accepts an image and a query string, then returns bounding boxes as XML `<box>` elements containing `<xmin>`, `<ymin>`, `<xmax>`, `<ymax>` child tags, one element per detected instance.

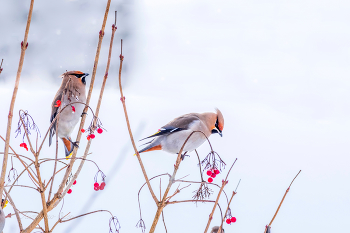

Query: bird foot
<box><xmin>181</xmin><ymin>152</ymin><xmax>189</xmax><ymax>161</ymax></box>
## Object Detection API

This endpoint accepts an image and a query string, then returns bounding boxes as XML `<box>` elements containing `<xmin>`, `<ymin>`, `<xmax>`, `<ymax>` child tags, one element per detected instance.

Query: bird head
<box><xmin>211</xmin><ymin>108</ymin><xmax>224</xmax><ymax>137</ymax></box>
<box><xmin>62</xmin><ymin>71</ymin><xmax>89</xmax><ymax>85</ymax></box>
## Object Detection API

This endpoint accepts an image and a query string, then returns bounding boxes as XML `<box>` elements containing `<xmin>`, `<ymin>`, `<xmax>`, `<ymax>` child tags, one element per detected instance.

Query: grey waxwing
<box><xmin>49</xmin><ymin>71</ymin><xmax>88</xmax><ymax>159</ymax></box>
<box><xmin>139</xmin><ymin>109</ymin><xmax>224</xmax><ymax>156</ymax></box>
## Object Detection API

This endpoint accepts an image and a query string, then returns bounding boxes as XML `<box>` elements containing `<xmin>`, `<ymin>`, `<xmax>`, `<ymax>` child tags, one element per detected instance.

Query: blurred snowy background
<box><xmin>1</xmin><ymin>0</ymin><xmax>350</xmax><ymax>232</ymax></box>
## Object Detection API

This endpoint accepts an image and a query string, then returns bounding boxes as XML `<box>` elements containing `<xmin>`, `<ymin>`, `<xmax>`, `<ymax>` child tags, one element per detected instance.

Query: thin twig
<box><xmin>267</xmin><ymin>170</ymin><xmax>301</xmax><ymax>227</ymax></box>
<box><xmin>218</xmin><ymin>189</ymin><xmax>237</xmax><ymax>233</ymax></box>
<box><xmin>118</xmin><ymin>39</ymin><xmax>159</xmax><ymax>204</ymax></box>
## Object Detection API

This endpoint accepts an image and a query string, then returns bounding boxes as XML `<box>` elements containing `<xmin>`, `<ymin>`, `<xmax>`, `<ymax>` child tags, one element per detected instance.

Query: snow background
<box><xmin>1</xmin><ymin>0</ymin><xmax>350</xmax><ymax>232</ymax></box>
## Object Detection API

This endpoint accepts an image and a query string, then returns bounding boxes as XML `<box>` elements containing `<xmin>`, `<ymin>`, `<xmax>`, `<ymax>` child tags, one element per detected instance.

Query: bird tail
<box><xmin>62</xmin><ymin>137</ymin><xmax>74</xmax><ymax>160</ymax></box>
<box><xmin>138</xmin><ymin>143</ymin><xmax>162</xmax><ymax>153</ymax></box>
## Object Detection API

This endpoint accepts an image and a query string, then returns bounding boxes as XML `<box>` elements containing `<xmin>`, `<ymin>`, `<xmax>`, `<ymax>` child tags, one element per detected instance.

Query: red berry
<box><xmin>206</xmin><ymin>170</ymin><xmax>212</xmax><ymax>176</ymax></box>
<box><xmin>211</xmin><ymin>173</ymin><xmax>216</xmax><ymax>178</ymax></box>
<box><xmin>94</xmin><ymin>182</ymin><xmax>99</xmax><ymax>187</ymax></box>
<box><xmin>214</xmin><ymin>169</ymin><xmax>220</xmax><ymax>174</ymax></box>
<box><xmin>71</xmin><ymin>106</ymin><xmax>76</xmax><ymax>112</ymax></box>
<box><xmin>87</xmin><ymin>135</ymin><xmax>91</xmax><ymax>140</ymax></box>
<box><xmin>97</xmin><ymin>128</ymin><xmax>103</xmax><ymax>134</ymax></box>
<box><xmin>226</xmin><ymin>219</ymin><xmax>231</xmax><ymax>224</ymax></box>
<box><xmin>81</xmin><ymin>129</ymin><xmax>85</xmax><ymax>133</ymax></box>
<box><xmin>94</xmin><ymin>186</ymin><xmax>99</xmax><ymax>191</ymax></box>
<box><xmin>73</xmin><ymin>180</ymin><xmax>77</xmax><ymax>185</ymax></box>
<box><xmin>20</xmin><ymin>143</ymin><xmax>24</xmax><ymax>147</ymax></box>
<box><xmin>99</xmin><ymin>183</ymin><xmax>105</xmax><ymax>190</ymax></box>
<box><xmin>231</xmin><ymin>217</ymin><xmax>236</xmax><ymax>223</ymax></box>
<box><xmin>67</xmin><ymin>189</ymin><xmax>72</xmax><ymax>194</ymax></box>
<box><xmin>90</xmin><ymin>134</ymin><xmax>95</xmax><ymax>139</ymax></box>
<box><xmin>208</xmin><ymin>177</ymin><xmax>213</xmax><ymax>183</ymax></box>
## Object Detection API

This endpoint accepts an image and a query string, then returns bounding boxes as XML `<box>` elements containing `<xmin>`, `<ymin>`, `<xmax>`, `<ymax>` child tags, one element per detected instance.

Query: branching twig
<box><xmin>203</xmin><ymin>158</ymin><xmax>237</xmax><ymax>233</ymax></box>
<box><xmin>263</xmin><ymin>170</ymin><xmax>302</xmax><ymax>233</ymax></box>
<box><xmin>3</xmin><ymin>188</ymin><xmax>23</xmax><ymax>231</ymax></box>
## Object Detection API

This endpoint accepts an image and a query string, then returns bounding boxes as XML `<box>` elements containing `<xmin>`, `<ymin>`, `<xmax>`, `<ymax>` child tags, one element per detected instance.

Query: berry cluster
<box><xmin>20</xmin><ymin>142</ymin><xmax>28</xmax><ymax>151</ymax></box>
<box><xmin>67</xmin><ymin>180</ymin><xmax>77</xmax><ymax>194</ymax></box>
<box><xmin>206</xmin><ymin>169</ymin><xmax>220</xmax><ymax>183</ymax></box>
<box><xmin>94</xmin><ymin>182</ymin><xmax>106</xmax><ymax>191</ymax></box>
<box><xmin>81</xmin><ymin>128</ymin><xmax>103</xmax><ymax>140</ymax></box>
<box><xmin>226</xmin><ymin>217</ymin><xmax>236</xmax><ymax>224</ymax></box>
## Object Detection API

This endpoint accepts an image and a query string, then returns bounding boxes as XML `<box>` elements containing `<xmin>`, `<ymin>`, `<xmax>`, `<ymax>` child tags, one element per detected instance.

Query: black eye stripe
<box><xmin>73</xmin><ymin>73</ymin><xmax>85</xmax><ymax>78</ymax></box>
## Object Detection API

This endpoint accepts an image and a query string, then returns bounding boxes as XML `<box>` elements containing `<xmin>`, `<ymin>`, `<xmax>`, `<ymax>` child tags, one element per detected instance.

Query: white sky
<box><xmin>1</xmin><ymin>0</ymin><xmax>350</xmax><ymax>232</ymax></box>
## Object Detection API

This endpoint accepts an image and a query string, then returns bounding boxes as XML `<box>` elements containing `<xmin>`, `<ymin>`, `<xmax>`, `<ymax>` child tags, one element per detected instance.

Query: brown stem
<box><xmin>3</xmin><ymin>188</ymin><xmax>23</xmax><ymax>231</ymax></box>
<box><xmin>218</xmin><ymin>190</ymin><xmax>237</xmax><ymax>233</ymax></box>
<box><xmin>34</xmin><ymin>155</ymin><xmax>49</xmax><ymax>232</ymax></box>
<box><xmin>267</xmin><ymin>170</ymin><xmax>301</xmax><ymax>227</ymax></box>
<box><xmin>118</xmin><ymin>39</ymin><xmax>159</xmax><ymax>204</ymax></box>
<box><xmin>203</xmin><ymin>159</ymin><xmax>237</xmax><ymax>233</ymax></box>
<box><xmin>0</xmin><ymin>0</ymin><xmax>34</xmax><ymax>198</ymax></box>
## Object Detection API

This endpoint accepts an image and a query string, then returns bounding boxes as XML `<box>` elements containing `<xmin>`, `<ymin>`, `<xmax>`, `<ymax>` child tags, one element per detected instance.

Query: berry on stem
<box><xmin>94</xmin><ymin>182</ymin><xmax>99</xmax><ymax>187</ymax></box>
<box><xmin>206</xmin><ymin>170</ymin><xmax>212</xmax><ymax>176</ymax></box>
<box><xmin>94</xmin><ymin>186</ymin><xmax>99</xmax><ymax>191</ymax></box>
<box><xmin>81</xmin><ymin>129</ymin><xmax>85</xmax><ymax>133</ymax></box>
<box><xmin>73</xmin><ymin>180</ymin><xmax>77</xmax><ymax>185</ymax></box>
<box><xmin>214</xmin><ymin>169</ymin><xmax>220</xmax><ymax>174</ymax></box>
<box><xmin>97</xmin><ymin>128</ymin><xmax>103</xmax><ymax>134</ymax></box>
<box><xmin>231</xmin><ymin>217</ymin><xmax>236</xmax><ymax>223</ymax></box>
<box><xmin>90</xmin><ymin>134</ymin><xmax>95</xmax><ymax>139</ymax></box>
<box><xmin>208</xmin><ymin>177</ymin><xmax>213</xmax><ymax>183</ymax></box>
<box><xmin>211</xmin><ymin>173</ymin><xmax>216</xmax><ymax>178</ymax></box>
<box><xmin>67</xmin><ymin>189</ymin><xmax>72</xmax><ymax>194</ymax></box>
<box><xmin>226</xmin><ymin>219</ymin><xmax>231</xmax><ymax>224</ymax></box>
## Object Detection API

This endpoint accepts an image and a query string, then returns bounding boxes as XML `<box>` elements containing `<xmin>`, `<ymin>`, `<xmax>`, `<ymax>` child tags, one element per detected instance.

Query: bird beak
<box><xmin>218</xmin><ymin>131</ymin><xmax>223</xmax><ymax>137</ymax></box>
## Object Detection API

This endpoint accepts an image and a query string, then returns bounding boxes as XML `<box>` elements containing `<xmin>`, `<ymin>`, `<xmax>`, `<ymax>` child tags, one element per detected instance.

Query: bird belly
<box><xmin>56</xmin><ymin>99</ymin><xmax>85</xmax><ymax>138</ymax></box>
<box><xmin>161</xmin><ymin>130</ymin><xmax>207</xmax><ymax>154</ymax></box>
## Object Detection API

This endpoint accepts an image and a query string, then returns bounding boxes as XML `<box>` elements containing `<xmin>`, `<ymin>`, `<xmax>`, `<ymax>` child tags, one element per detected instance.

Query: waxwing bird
<box><xmin>138</xmin><ymin>109</ymin><xmax>224</xmax><ymax>156</ymax></box>
<box><xmin>49</xmin><ymin>71</ymin><xmax>88</xmax><ymax>158</ymax></box>
<box><xmin>211</xmin><ymin>226</ymin><xmax>225</xmax><ymax>233</ymax></box>
<box><xmin>0</xmin><ymin>199</ymin><xmax>8</xmax><ymax>232</ymax></box>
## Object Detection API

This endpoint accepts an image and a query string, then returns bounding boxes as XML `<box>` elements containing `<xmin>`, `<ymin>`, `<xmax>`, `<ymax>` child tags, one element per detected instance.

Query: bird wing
<box><xmin>49</xmin><ymin>92</ymin><xmax>62</xmax><ymax>146</ymax></box>
<box><xmin>139</xmin><ymin>114</ymin><xmax>200</xmax><ymax>141</ymax></box>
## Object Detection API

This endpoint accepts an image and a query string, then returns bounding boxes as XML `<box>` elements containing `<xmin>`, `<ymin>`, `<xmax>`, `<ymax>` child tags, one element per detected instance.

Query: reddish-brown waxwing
<box><xmin>49</xmin><ymin>71</ymin><xmax>88</xmax><ymax>159</ymax></box>
<box><xmin>211</xmin><ymin>226</ymin><xmax>225</xmax><ymax>233</ymax></box>
<box><xmin>139</xmin><ymin>109</ymin><xmax>224</xmax><ymax>157</ymax></box>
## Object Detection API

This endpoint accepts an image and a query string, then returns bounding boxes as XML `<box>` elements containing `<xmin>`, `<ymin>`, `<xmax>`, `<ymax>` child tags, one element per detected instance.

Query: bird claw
<box><xmin>181</xmin><ymin>152</ymin><xmax>189</xmax><ymax>161</ymax></box>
